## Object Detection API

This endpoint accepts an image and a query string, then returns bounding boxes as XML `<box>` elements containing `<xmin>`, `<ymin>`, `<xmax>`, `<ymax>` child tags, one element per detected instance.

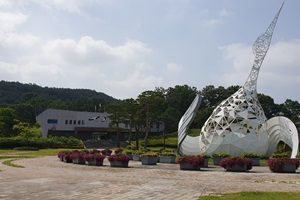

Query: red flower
<box><xmin>177</xmin><ymin>155</ymin><xmax>205</xmax><ymax>167</ymax></box>
<box><xmin>108</xmin><ymin>154</ymin><xmax>130</xmax><ymax>164</ymax></box>
<box><xmin>220</xmin><ymin>157</ymin><xmax>252</xmax><ymax>170</ymax></box>
<box><xmin>267</xmin><ymin>158</ymin><xmax>300</xmax><ymax>172</ymax></box>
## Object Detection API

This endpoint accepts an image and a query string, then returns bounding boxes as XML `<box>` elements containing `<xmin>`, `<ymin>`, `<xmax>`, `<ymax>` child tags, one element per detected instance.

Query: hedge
<box><xmin>0</xmin><ymin>136</ymin><xmax>84</xmax><ymax>149</ymax></box>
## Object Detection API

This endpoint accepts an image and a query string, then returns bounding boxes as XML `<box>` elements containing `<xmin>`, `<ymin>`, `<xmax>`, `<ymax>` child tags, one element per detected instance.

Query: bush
<box><xmin>0</xmin><ymin>136</ymin><xmax>84</xmax><ymax>149</ymax></box>
<box><xmin>240</xmin><ymin>153</ymin><xmax>261</xmax><ymax>158</ymax></box>
<box><xmin>141</xmin><ymin>137</ymin><xmax>177</xmax><ymax>148</ymax></box>
<box><xmin>271</xmin><ymin>152</ymin><xmax>290</xmax><ymax>158</ymax></box>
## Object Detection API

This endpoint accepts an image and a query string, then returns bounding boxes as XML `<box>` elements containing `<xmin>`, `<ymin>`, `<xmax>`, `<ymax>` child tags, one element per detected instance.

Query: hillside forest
<box><xmin>1</xmin><ymin>80</ymin><xmax>300</xmax><ymax>139</ymax></box>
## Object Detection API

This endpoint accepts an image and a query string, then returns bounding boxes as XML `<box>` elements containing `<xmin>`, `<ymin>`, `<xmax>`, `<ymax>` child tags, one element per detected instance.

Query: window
<box><xmin>73</xmin><ymin>120</ymin><xmax>76</xmax><ymax>125</ymax></box>
<box><xmin>65</xmin><ymin>120</ymin><xmax>68</xmax><ymax>124</ymax></box>
<box><xmin>69</xmin><ymin>120</ymin><xmax>72</xmax><ymax>124</ymax></box>
<box><xmin>78</xmin><ymin>120</ymin><xmax>81</xmax><ymax>125</ymax></box>
<box><xmin>47</xmin><ymin>119</ymin><xmax>58</xmax><ymax>124</ymax></box>
<box><xmin>82</xmin><ymin>120</ymin><xmax>85</xmax><ymax>125</ymax></box>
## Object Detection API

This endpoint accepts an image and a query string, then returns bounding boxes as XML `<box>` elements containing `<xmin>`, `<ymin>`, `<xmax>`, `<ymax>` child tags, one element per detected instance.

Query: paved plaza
<box><xmin>0</xmin><ymin>156</ymin><xmax>299</xmax><ymax>200</ymax></box>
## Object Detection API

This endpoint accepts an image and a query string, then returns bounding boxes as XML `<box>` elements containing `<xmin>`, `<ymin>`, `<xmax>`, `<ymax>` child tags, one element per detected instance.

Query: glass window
<box><xmin>69</xmin><ymin>120</ymin><xmax>72</xmax><ymax>124</ymax></box>
<box><xmin>47</xmin><ymin>119</ymin><xmax>58</xmax><ymax>124</ymax></box>
<box><xmin>78</xmin><ymin>120</ymin><xmax>81</xmax><ymax>125</ymax></box>
<box><xmin>65</xmin><ymin>120</ymin><xmax>68</xmax><ymax>124</ymax></box>
<box><xmin>74</xmin><ymin>120</ymin><xmax>76</xmax><ymax>125</ymax></box>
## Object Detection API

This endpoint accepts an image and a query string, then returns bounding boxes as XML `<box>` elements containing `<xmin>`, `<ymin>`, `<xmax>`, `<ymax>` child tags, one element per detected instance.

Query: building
<box><xmin>36</xmin><ymin>109</ymin><xmax>165</xmax><ymax>141</ymax></box>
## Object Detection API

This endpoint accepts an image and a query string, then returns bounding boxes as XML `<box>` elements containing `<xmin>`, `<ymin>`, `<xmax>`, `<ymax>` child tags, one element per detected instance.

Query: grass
<box><xmin>0</xmin><ymin>149</ymin><xmax>78</xmax><ymax>168</ymax></box>
<box><xmin>2</xmin><ymin>159</ymin><xmax>24</xmax><ymax>168</ymax></box>
<box><xmin>199</xmin><ymin>192</ymin><xmax>300</xmax><ymax>200</ymax></box>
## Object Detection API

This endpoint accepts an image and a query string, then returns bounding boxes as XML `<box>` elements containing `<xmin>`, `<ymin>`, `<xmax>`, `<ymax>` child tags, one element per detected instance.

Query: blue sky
<box><xmin>0</xmin><ymin>0</ymin><xmax>299</xmax><ymax>104</ymax></box>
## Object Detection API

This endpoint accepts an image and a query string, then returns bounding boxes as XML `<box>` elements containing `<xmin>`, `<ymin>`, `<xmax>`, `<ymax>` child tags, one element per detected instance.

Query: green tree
<box><xmin>105</xmin><ymin>102</ymin><xmax>124</xmax><ymax>148</ymax></box>
<box><xmin>13</xmin><ymin>122</ymin><xmax>41</xmax><ymax>146</ymax></box>
<box><xmin>12</xmin><ymin>103</ymin><xmax>36</xmax><ymax>124</ymax></box>
<box><xmin>0</xmin><ymin>108</ymin><xmax>17</xmax><ymax>137</ymax></box>
<box><xmin>137</xmin><ymin>90</ymin><xmax>165</xmax><ymax>148</ymax></box>
<box><xmin>164</xmin><ymin>85</ymin><xmax>198</xmax><ymax>132</ymax></box>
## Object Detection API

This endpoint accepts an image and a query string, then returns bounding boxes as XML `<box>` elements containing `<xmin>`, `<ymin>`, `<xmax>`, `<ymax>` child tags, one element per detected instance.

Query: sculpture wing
<box><xmin>178</xmin><ymin>94</ymin><xmax>202</xmax><ymax>155</ymax></box>
<box><xmin>264</xmin><ymin>116</ymin><xmax>299</xmax><ymax>158</ymax></box>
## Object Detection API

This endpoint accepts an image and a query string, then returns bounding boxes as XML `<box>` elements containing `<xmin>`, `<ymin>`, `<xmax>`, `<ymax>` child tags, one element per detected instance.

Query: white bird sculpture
<box><xmin>178</xmin><ymin>3</ymin><xmax>299</xmax><ymax>158</ymax></box>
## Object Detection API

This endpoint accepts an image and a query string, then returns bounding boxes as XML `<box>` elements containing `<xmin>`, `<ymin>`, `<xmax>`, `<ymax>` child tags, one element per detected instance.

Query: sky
<box><xmin>0</xmin><ymin>0</ymin><xmax>300</xmax><ymax>104</ymax></box>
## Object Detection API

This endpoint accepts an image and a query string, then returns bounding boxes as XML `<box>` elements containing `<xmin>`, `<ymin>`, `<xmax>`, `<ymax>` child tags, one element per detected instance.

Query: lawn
<box><xmin>199</xmin><ymin>192</ymin><xmax>300</xmax><ymax>200</ymax></box>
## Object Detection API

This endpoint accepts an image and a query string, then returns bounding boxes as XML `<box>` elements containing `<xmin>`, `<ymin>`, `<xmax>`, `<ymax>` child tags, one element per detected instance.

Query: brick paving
<box><xmin>0</xmin><ymin>156</ymin><xmax>299</xmax><ymax>200</ymax></box>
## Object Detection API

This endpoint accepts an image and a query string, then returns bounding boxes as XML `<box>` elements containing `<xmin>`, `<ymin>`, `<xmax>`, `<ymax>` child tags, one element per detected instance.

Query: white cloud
<box><xmin>0</xmin><ymin>0</ymin><xmax>11</xmax><ymax>7</ymax></box>
<box><xmin>0</xmin><ymin>12</ymin><xmax>28</xmax><ymax>32</ymax></box>
<box><xmin>219</xmin><ymin>9</ymin><xmax>231</xmax><ymax>17</ymax></box>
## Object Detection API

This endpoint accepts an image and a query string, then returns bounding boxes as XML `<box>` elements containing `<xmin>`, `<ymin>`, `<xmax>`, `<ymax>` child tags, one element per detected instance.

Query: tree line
<box><xmin>1</xmin><ymin>81</ymin><xmax>300</xmax><ymax>147</ymax></box>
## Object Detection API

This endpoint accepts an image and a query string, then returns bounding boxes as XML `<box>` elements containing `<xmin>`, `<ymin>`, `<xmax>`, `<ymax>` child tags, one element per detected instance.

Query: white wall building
<box><xmin>36</xmin><ymin>109</ymin><xmax>165</xmax><ymax>141</ymax></box>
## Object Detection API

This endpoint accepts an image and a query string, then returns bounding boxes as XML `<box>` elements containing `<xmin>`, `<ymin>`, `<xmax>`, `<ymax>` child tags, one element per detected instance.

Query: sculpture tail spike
<box><xmin>243</xmin><ymin>2</ymin><xmax>284</xmax><ymax>93</ymax></box>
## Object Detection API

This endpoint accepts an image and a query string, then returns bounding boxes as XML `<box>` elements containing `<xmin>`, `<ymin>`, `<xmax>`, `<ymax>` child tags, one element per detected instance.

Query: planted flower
<box><xmin>177</xmin><ymin>155</ymin><xmax>205</xmax><ymax>170</ymax></box>
<box><xmin>140</xmin><ymin>152</ymin><xmax>158</xmax><ymax>165</ymax></box>
<box><xmin>159</xmin><ymin>151</ymin><xmax>177</xmax><ymax>164</ymax></box>
<box><xmin>267</xmin><ymin>158</ymin><xmax>299</xmax><ymax>173</ymax></box>
<box><xmin>240</xmin><ymin>153</ymin><xmax>260</xmax><ymax>158</ymax></box>
<box><xmin>108</xmin><ymin>154</ymin><xmax>130</xmax><ymax>164</ymax></box>
<box><xmin>220</xmin><ymin>156</ymin><xmax>252</xmax><ymax>172</ymax></box>
<box><xmin>212</xmin><ymin>153</ymin><xmax>230</xmax><ymax>158</ymax></box>
<box><xmin>159</xmin><ymin>151</ymin><xmax>176</xmax><ymax>156</ymax></box>
<box><xmin>140</xmin><ymin>152</ymin><xmax>158</xmax><ymax>157</ymax></box>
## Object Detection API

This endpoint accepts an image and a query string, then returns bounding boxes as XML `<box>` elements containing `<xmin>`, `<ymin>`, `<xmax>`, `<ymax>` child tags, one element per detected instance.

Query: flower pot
<box><xmin>141</xmin><ymin>156</ymin><xmax>158</xmax><ymax>165</ymax></box>
<box><xmin>249</xmin><ymin>158</ymin><xmax>260</xmax><ymax>166</ymax></box>
<box><xmin>72</xmin><ymin>157</ymin><xmax>86</xmax><ymax>164</ymax></box>
<box><xmin>203</xmin><ymin>158</ymin><xmax>209</xmax><ymax>167</ymax></box>
<box><xmin>63</xmin><ymin>156</ymin><xmax>73</xmax><ymax>163</ymax></box>
<box><xmin>270</xmin><ymin>163</ymin><xmax>297</xmax><ymax>173</ymax></box>
<box><xmin>159</xmin><ymin>156</ymin><xmax>176</xmax><ymax>164</ymax></box>
<box><xmin>132</xmin><ymin>154</ymin><xmax>141</xmax><ymax>161</ymax></box>
<box><xmin>126</xmin><ymin>153</ymin><xmax>133</xmax><ymax>160</ymax></box>
<box><xmin>87</xmin><ymin>159</ymin><xmax>104</xmax><ymax>166</ymax></box>
<box><xmin>225</xmin><ymin>164</ymin><xmax>247</xmax><ymax>172</ymax></box>
<box><xmin>268</xmin><ymin>158</ymin><xmax>299</xmax><ymax>173</ymax></box>
<box><xmin>213</xmin><ymin>157</ymin><xmax>223</xmax><ymax>165</ymax></box>
<box><xmin>109</xmin><ymin>160</ymin><xmax>129</xmax><ymax>168</ymax></box>
<box><xmin>179</xmin><ymin>163</ymin><xmax>200</xmax><ymax>171</ymax></box>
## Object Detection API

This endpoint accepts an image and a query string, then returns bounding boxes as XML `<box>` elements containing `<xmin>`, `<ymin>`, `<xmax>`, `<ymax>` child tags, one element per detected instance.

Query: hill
<box><xmin>0</xmin><ymin>80</ymin><xmax>119</xmax><ymax>106</ymax></box>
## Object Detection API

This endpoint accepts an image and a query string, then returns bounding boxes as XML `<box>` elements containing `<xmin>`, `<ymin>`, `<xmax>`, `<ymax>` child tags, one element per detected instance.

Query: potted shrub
<box><xmin>212</xmin><ymin>153</ymin><xmax>230</xmax><ymax>165</ymax></box>
<box><xmin>271</xmin><ymin>152</ymin><xmax>290</xmax><ymax>158</ymax></box>
<box><xmin>101</xmin><ymin>149</ymin><xmax>112</xmax><ymax>156</ymax></box>
<box><xmin>140</xmin><ymin>152</ymin><xmax>158</xmax><ymax>165</ymax></box>
<box><xmin>220</xmin><ymin>156</ymin><xmax>252</xmax><ymax>172</ymax></box>
<box><xmin>70</xmin><ymin>150</ymin><xmax>87</xmax><ymax>164</ymax></box>
<box><xmin>108</xmin><ymin>154</ymin><xmax>130</xmax><ymax>167</ymax></box>
<box><xmin>240</xmin><ymin>153</ymin><xmax>261</xmax><ymax>166</ymax></box>
<box><xmin>177</xmin><ymin>155</ymin><xmax>205</xmax><ymax>171</ymax></box>
<box><xmin>83</xmin><ymin>153</ymin><xmax>105</xmax><ymax>166</ymax></box>
<box><xmin>57</xmin><ymin>150</ymin><xmax>69</xmax><ymax>161</ymax></box>
<box><xmin>57</xmin><ymin>150</ymin><xmax>72</xmax><ymax>163</ymax></box>
<box><xmin>199</xmin><ymin>154</ymin><xmax>211</xmax><ymax>167</ymax></box>
<box><xmin>159</xmin><ymin>151</ymin><xmax>177</xmax><ymax>164</ymax></box>
<box><xmin>267</xmin><ymin>158</ymin><xmax>300</xmax><ymax>173</ymax></box>
<box><xmin>123</xmin><ymin>149</ymin><xmax>133</xmax><ymax>160</ymax></box>
<box><xmin>132</xmin><ymin>150</ymin><xmax>142</xmax><ymax>161</ymax></box>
